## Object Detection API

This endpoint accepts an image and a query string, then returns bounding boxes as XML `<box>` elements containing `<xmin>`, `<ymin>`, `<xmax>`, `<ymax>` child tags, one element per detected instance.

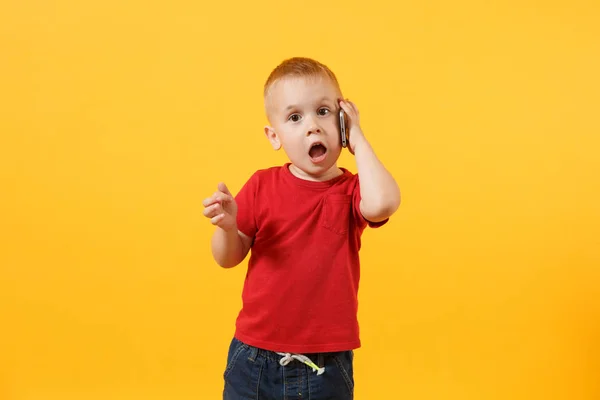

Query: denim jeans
<box><xmin>223</xmin><ymin>337</ymin><xmax>354</xmax><ymax>400</ymax></box>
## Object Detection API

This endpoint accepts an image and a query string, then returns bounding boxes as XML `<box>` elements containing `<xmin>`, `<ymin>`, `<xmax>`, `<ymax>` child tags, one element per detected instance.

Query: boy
<box><xmin>202</xmin><ymin>57</ymin><xmax>401</xmax><ymax>399</ymax></box>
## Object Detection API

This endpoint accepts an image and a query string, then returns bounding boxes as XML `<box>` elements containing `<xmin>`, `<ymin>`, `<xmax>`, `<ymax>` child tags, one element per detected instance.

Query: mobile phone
<box><xmin>339</xmin><ymin>109</ymin><xmax>348</xmax><ymax>148</ymax></box>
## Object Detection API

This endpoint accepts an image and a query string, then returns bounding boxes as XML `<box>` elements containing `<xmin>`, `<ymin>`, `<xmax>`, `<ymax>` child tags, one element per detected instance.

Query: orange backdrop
<box><xmin>1</xmin><ymin>0</ymin><xmax>599</xmax><ymax>399</ymax></box>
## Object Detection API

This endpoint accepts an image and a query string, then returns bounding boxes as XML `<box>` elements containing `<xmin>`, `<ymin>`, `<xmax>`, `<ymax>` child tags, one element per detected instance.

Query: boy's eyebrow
<box><xmin>284</xmin><ymin>96</ymin><xmax>333</xmax><ymax>111</ymax></box>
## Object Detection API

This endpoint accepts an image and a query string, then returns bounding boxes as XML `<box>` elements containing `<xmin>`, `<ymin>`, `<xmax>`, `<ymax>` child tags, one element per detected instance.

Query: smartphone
<box><xmin>339</xmin><ymin>108</ymin><xmax>348</xmax><ymax>148</ymax></box>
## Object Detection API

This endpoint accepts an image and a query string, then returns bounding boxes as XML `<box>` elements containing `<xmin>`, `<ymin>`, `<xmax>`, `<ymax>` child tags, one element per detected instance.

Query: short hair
<box><xmin>263</xmin><ymin>57</ymin><xmax>342</xmax><ymax>99</ymax></box>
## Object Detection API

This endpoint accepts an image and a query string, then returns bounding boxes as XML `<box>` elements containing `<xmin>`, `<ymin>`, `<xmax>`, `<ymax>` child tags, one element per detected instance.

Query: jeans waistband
<box><xmin>238</xmin><ymin>338</ymin><xmax>347</xmax><ymax>368</ymax></box>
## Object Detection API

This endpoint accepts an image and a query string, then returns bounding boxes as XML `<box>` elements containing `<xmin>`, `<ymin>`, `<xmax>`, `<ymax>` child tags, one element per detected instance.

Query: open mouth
<box><xmin>309</xmin><ymin>142</ymin><xmax>328</xmax><ymax>163</ymax></box>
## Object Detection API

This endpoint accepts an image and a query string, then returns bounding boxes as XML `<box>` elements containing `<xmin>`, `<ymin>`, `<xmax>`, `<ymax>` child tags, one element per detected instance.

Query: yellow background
<box><xmin>1</xmin><ymin>0</ymin><xmax>599</xmax><ymax>399</ymax></box>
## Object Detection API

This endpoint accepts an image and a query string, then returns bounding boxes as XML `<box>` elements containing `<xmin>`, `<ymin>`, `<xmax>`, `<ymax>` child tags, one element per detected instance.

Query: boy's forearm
<box><xmin>211</xmin><ymin>227</ymin><xmax>246</xmax><ymax>268</ymax></box>
<box><xmin>353</xmin><ymin>136</ymin><xmax>401</xmax><ymax>221</ymax></box>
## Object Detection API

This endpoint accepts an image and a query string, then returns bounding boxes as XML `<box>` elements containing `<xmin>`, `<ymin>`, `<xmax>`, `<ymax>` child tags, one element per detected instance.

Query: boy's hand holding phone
<box><xmin>339</xmin><ymin>99</ymin><xmax>366</xmax><ymax>155</ymax></box>
<box><xmin>202</xmin><ymin>182</ymin><xmax>238</xmax><ymax>232</ymax></box>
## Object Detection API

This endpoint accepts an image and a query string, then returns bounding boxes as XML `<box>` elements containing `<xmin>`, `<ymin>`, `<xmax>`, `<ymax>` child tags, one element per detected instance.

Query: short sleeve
<box><xmin>234</xmin><ymin>172</ymin><xmax>259</xmax><ymax>238</ymax></box>
<box><xmin>351</xmin><ymin>176</ymin><xmax>389</xmax><ymax>229</ymax></box>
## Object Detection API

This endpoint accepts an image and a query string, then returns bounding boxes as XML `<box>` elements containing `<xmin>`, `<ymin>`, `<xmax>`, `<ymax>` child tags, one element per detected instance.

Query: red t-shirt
<box><xmin>233</xmin><ymin>163</ymin><xmax>387</xmax><ymax>353</ymax></box>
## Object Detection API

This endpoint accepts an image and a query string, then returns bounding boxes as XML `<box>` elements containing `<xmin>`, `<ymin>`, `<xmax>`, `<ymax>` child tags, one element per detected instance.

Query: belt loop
<box><xmin>318</xmin><ymin>353</ymin><xmax>324</xmax><ymax>368</ymax></box>
<box><xmin>247</xmin><ymin>344</ymin><xmax>259</xmax><ymax>362</ymax></box>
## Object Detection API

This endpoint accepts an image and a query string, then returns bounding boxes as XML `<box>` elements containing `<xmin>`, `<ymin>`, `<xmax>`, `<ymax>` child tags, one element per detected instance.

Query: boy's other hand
<box><xmin>202</xmin><ymin>182</ymin><xmax>238</xmax><ymax>232</ymax></box>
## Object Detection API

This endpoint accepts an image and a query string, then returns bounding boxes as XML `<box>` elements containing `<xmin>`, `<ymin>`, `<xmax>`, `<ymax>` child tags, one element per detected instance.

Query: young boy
<box><xmin>202</xmin><ymin>57</ymin><xmax>401</xmax><ymax>399</ymax></box>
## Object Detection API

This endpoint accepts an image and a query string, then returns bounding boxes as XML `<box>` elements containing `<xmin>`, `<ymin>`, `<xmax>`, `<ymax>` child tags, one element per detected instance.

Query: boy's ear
<box><xmin>264</xmin><ymin>125</ymin><xmax>281</xmax><ymax>150</ymax></box>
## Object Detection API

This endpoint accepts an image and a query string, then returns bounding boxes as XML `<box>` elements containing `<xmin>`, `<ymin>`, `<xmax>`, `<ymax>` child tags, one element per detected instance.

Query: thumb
<box><xmin>218</xmin><ymin>182</ymin><xmax>232</xmax><ymax>196</ymax></box>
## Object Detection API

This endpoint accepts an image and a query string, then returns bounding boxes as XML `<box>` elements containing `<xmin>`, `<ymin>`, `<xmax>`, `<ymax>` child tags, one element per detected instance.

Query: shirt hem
<box><xmin>235</xmin><ymin>330</ymin><xmax>361</xmax><ymax>354</ymax></box>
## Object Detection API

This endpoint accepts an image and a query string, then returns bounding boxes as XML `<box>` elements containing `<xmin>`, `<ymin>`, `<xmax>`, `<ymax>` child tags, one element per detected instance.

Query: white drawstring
<box><xmin>277</xmin><ymin>352</ymin><xmax>325</xmax><ymax>375</ymax></box>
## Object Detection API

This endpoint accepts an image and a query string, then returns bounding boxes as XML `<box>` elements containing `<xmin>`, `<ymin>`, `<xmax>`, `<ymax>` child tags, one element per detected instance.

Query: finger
<box><xmin>204</xmin><ymin>192</ymin><xmax>233</xmax><ymax>207</ymax></box>
<box><xmin>219</xmin><ymin>192</ymin><xmax>235</xmax><ymax>204</ymax></box>
<box><xmin>218</xmin><ymin>182</ymin><xmax>232</xmax><ymax>196</ymax></box>
<box><xmin>348</xmin><ymin>100</ymin><xmax>359</xmax><ymax>116</ymax></box>
<box><xmin>203</xmin><ymin>193</ymin><xmax>223</xmax><ymax>207</ymax></box>
<box><xmin>211</xmin><ymin>213</ymin><xmax>225</xmax><ymax>225</ymax></box>
<box><xmin>339</xmin><ymin>99</ymin><xmax>353</xmax><ymax>115</ymax></box>
<box><xmin>202</xmin><ymin>194</ymin><xmax>218</xmax><ymax>207</ymax></box>
<box><xmin>203</xmin><ymin>203</ymin><xmax>222</xmax><ymax>218</ymax></box>
<box><xmin>343</xmin><ymin>98</ymin><xmax>358</xmax><ymax>114</ymax></box>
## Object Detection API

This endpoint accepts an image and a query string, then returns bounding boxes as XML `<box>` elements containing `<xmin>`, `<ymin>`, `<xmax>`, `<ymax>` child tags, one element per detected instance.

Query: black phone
<box><xmin>339</xmin><ymin>108</ymin><xmax>348</xmax><ymax>148</ymax></box>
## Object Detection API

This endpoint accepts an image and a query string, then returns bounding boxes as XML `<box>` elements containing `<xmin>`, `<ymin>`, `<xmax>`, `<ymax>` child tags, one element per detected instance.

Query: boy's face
<box><xmin>264</xmin><ymin>75</ymin><xmax>343</xmax><ymax>181</ymax></box>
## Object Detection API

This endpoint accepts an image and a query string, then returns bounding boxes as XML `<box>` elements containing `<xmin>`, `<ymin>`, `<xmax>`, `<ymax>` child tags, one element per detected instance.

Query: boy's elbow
<box><xmin>211</xmin><ymin>250</ymin><xmax>240</xmax><ymax>268</ymax></box>
<box><xmin>384</xmin><ymin>190</ymin><xmax>401</xmax><ymax>213</ymax></box>
<box><xmin>215</xmin><ymin>259</ymin><xmax>239</xmax><ymax>269</ymax></box>
<box><xmin>211</xmin><ymin>247</ymin><xmax>242</xmax><ymax>269</ymax></box>
<box><xmin>210</xmin><ymin>238</ymin><xmax>239</xmax><ymax>269</ymax></box>
<box><xmin>361</xmin><ymin>194</ymin><xmax>401</xmax><ymax>222</ymax></box>
<box><xmin>390</xmin><ymin>193</ymin><xmax>401</xmax><ymax>213</ymax></box>
<box><xmin>378</xmin><ymin>199</ymin><xmax>401</xmax><ymax>220</ymax></box>
<box><xmin>386</xmin><ymin>186</ymin><xmax>402</xmax><ymax>215</ymax></box>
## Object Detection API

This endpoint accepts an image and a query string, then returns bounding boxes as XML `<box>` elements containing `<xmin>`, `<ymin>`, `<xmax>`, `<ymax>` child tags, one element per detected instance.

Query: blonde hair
<box><xmin>263</xmin><ymin>57</ymin><xmax>342</xmax><ymax>99</ymax></box>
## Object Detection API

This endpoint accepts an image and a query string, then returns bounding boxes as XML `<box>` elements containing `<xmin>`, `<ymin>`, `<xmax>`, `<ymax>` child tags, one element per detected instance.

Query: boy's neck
<box><xmin>288</xmin><ymin>163</ymin><xmax>344</xmax><ymax>182</ymax></box>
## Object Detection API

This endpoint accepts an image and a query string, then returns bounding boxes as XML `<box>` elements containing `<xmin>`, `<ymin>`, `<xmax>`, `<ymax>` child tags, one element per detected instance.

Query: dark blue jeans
<box><xmin>223</xmin><ymin>337</ymin><xmax>354</xmax><ymax>400</ymax></box>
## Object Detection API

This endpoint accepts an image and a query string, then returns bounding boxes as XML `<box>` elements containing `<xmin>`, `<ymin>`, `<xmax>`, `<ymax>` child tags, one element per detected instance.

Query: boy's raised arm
<box><xmin>340</xmin><ymin>100</ymin><xmax>401</xmax><ymax>223</ymax></box>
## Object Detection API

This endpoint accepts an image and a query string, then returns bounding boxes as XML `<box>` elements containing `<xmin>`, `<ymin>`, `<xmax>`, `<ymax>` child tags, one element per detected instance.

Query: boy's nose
<box><xmin>306</xmin><ymin>117</ymin><xmax>322</xmax><ymax>135</ymax></box>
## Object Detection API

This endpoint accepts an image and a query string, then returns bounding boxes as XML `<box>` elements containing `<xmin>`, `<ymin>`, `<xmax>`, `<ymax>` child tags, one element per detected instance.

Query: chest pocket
<box><xmin>321</xmin><ymin>194</ymin><xmax>352</xmax><ymax>235</ymax></box>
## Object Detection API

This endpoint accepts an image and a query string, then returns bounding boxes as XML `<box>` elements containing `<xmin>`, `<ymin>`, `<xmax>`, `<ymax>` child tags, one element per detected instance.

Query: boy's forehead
<box><xmin>266</xmin><ymin>76</ymin><xmax>341</xmax><ymax>108</ymax></box>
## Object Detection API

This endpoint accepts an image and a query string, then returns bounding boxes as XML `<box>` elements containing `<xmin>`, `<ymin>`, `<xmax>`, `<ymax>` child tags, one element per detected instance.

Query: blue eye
<box><xmin>318</xmin><ymin>108</ymin><xmax>330</xmax><ymax>116</ymax></box>
<box><xmin>289</xmin><ymin>114</ymin><xmax>301</xmax><ymax>122</ymax></box>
